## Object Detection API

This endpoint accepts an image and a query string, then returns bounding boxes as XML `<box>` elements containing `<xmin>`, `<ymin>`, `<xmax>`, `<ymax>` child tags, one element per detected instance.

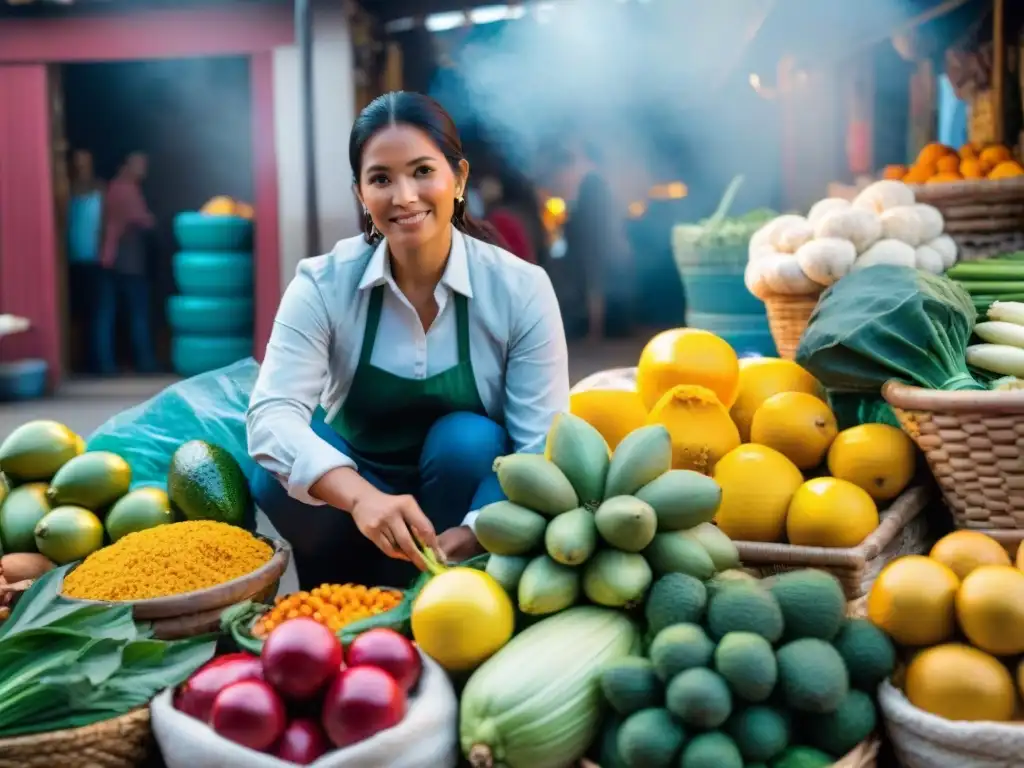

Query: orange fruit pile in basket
<box><xmin>883</xmin><ymin>142</ymin><xmax>1024</xmax><ymax>185</ymax></box>
<box><xmin>866</xmin><ymin>531</ymin><xmax>1024</xmax><ymax>723</ymax></box>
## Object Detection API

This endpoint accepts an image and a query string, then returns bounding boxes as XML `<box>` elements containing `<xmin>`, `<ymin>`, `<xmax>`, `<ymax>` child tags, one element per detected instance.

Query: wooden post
<box><xmin>993</xmin><ymin>0</ymin><xmax>1005</xmax><ymax>145</ymax></box>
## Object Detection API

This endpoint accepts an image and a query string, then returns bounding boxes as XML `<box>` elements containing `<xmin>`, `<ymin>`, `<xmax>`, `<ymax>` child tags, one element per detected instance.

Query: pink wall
<box><xmin>0</xmin><ymin>5</ymin><xmax>292</xmax><ymax>384</ymax></box>
<box><xmin>0</xmin><ymin>65</ymin><xmax>62</xmax><ymax>384</ymax></box>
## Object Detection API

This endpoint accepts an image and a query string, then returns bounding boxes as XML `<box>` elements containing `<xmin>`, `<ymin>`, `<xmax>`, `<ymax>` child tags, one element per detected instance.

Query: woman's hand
<box><xmin>349</xmin><ymin>487</ymin><xmax>438</xmax><ymax>571</ymax></box>
<box><xmin>437</xmin><ymin>525</ymin><xmax>483</xmax><ymax>563</ymax></box>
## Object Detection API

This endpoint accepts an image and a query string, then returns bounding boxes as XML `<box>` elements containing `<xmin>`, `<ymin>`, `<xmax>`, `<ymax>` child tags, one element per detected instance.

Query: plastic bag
<box><xmin>86</xmin><ymin>359</ymin><xmax>260</xmax><ymax>491</ymax></box>
<box><xmin>150</xmin><ymin>650</ymin><xmax>459</xmax><ymax>768</ymax></box>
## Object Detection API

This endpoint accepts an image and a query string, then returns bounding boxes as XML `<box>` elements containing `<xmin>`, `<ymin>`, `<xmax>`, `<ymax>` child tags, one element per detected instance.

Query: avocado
<box><xmin>34</xmin><ymin>506</ymin><xmax>104</xmax><ymax>565</ymax></box>
<box><xmin>766</xmin><ymin>569</ymin><xmax>847</xmax><ymax>641</ymax></box>
<box><xmin>770</xmin><ymin>746</ymin><xmax>835</xmax><ymax>768</ymax></box>
<box><xmin>801</xmin><ymin>689</ymin><xmax>877</xmax><ymax>758</ymax></box>
<box><xmin>0</xmin><ymin>483</ymin><xmax>51</xmax><ymax>553</ymax></box>
<box><xmin>645</xmin><ymin>572</ymin><xmax>707</xmax><ymax>636</ymax></box>
<box><xmin>649</xmin><ymin>623</ymin><xmax>715</xmax><ymax>681</ymax></box>
<box><xmin>0</xmin><ymin>420</ymin><xmax>83</xmax><ymax>482</ymax></box>
<box><xmin>706</xmin><ymin>583</ymin><xmax>785</xmax><ymax>642</ymax></box>
<box><xmin>600</xmin><ymin>657</ymin><xmax>663</xmax><ymax>716</ymax></box>
<box><xmin>617</xmin><ymin>708</ymin><xmax>685</xmax><ymax>768</ymax></box>
<box><xmin>48</xmin><ymin>451</ymin><xmax>131</xmax><ymax>510</ymax></box>
<box><xmin>714</xmin><ymin>631</ymin><xmax>778</xmax><ymax>703</ymax></box>
<box><xmin>666</xmin><ymin>667</ymin><xmax>733</xmax><ymax>729</ymax></box>
<box><xmin>727</xmin><ymin>705</ymin><xmax>791</xmax><ymax>762</ymax></box>
<box><xmin>679</xmin><ymin>731</ymin><xmax>743</xmax><ymax>768</ymax></box>
<box><xmin>775</xmin><ymin>638</ymin><xmax>849</xmax><ymax>714</ymax></box>
<box><xmin>831</xmin><ymin>618</ymin><xmax>897</xmax><ymax>691</ymax></box>
<box><xmin>168</xmin><ymin>440</ymin><xmax>251</xmax><ymax>527</ymax></box>
<box><xmin>104</xmin><ymin>487</ymin><xmax>174</xmax><ymax>543</ymax></box>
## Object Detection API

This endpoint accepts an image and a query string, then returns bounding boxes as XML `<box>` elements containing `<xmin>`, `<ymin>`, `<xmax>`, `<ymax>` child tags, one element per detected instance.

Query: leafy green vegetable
<box><xmin>0</xmin><ymin>564</ymin><xmax>216</xmax><ymax>737</ymax></box>
<box><xmin>796</xmin><ymin>265</ymin><xmax>985</xmax><ymax>395</ymax></box>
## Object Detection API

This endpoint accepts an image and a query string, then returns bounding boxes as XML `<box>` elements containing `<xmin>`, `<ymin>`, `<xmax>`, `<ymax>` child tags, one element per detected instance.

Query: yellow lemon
<box><xmin>906</xmin><ymin>643</ymin><xmax>1016</xmax><ymax>722</ymax></box>
<box><xmin>956</xmin><ymin>565</ymin><xmax>1024</xmax><ymax>657</ymax></box>
<box><xmin>867</xmin><ymin>555</ymin><xmax>959</xmax><ymax>646</ymax></box>
<box><xmin>729</xmin><ymin>357</ymin><xmax>823</xmax><ymax>441</ymax></box>
<box><xmin>827</xmin><ymin>424</ymin><xmax>916</xmax><ymax>502</ymax></box>
<box><xmin>750</xmin><ymin>392</ymin><xmax>838</xmax><ymax>470</ymax></box>
<box><xmin>786</xmin><ymin>477</ymin><xmax>878</xmax><ymax>548</ymax></box>
<box><xmin>930</xmin><ymin>530</ymin><xmax>1011</xmax><ymax>581</ymax></box>
<box><xmin>712</xmin><ymin>444</ymin><xmax>803</xmax><ymax>542</ymax></box>
<box><xmin>569</xmin><ymin>389</ymin><xmax>647</xmax><ymax>451</ymax></box>
<box><xmin>637</xmin><ymin>328</ymin><xmax>740</xmax><ymax>411</ymax></box>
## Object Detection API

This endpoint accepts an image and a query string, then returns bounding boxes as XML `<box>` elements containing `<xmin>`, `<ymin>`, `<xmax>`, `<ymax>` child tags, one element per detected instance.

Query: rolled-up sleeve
<box><xmin>504</xmin><ymin>268</ymin><xmax>571</xmax><ymax>453</ymax></box>
<box><xmin>247</xmin><ymin>268</ymin><xmax>355</xmax><ymax>505</ymax></box>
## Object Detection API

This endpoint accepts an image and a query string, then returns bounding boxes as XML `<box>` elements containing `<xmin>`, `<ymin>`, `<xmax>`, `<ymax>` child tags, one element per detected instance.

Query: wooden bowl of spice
<box><xmin>58</xmin><ymin>520</ymin><xmax>291</xmax><ymax>623</ymax></box>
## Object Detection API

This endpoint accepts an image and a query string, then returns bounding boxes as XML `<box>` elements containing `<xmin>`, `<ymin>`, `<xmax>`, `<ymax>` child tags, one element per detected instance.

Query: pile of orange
<box><xmin>866</xmin><ymin>530</ymin><xmax>1024</xmax><ymax>722</ymax></box>
<box><xmin>883</xmin><ymin>142</ymin><xmax>1024</xmax><ymax>185</ymax></box>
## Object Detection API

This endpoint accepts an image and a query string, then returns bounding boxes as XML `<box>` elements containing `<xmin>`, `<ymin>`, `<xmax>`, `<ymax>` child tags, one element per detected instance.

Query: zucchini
<box><xmin>460</xmin><ymin>607</ymin><xmax>639</xmax><ymax>768</ymax></box>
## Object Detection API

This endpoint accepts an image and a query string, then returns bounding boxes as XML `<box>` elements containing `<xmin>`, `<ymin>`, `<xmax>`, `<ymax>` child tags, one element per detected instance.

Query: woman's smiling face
<box><xmin>357</xmin><ymin>124</ymin><xmax>467</xmax><ymax>248</ymax></box>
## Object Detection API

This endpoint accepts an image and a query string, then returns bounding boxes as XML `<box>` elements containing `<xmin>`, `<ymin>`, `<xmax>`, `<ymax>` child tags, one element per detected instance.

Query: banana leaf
<box><xmin>796</xmin><ymin>266</ymin><xmax>985</xmax><ymax>396</ymax></box>
<box><xmin>223</xmin><ymin>553</ymin><xmax>491</xmax><ymax>655</ymax></box>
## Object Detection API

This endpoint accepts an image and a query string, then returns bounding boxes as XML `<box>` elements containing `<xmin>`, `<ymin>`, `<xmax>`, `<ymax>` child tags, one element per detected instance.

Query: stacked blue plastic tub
<box><xmin>168</xmin><ymin>212</ymin><xmax>255</xmax><ymax>378</ymax></box>
<box><xmin>671</xmin><ymin>189</ymin><xmax>778</xmax><ymax>358</ymax></box>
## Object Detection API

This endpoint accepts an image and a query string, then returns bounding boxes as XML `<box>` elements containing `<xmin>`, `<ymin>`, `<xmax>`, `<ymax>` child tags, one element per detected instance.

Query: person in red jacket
<box><xmin>479</xmin><ymin>175</ymin><xmax>537</xmax><ymax>264</ymax></box>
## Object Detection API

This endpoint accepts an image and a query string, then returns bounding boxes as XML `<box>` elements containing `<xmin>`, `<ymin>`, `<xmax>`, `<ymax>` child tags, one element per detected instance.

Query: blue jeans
<box><xmin>92</xmin><ymin>268</ymin><xmax>158</xmax><ymax>375</ymax></box>
<box><xmin>251</xmin><ymin>411</ymin><xmax>509</xmax><ymax>589</ymax></box>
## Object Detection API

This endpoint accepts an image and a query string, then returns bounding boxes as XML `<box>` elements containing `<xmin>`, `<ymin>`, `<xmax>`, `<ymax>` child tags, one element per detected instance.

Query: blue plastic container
<box><xmin>173</xmin><ymin>251</ymin><xmax>254</xmax><ymax>297</ymax></box>
<box><xmin>680</xmin><ymin>265</ymin><xmax>767</xmax><ymax>316</ymax></box>
<box><xmin>174</xmin><ymin>212</ymin><xmax>253</xmax><ymax>252</ymax></box>
<box><xmin>0</xmin><ymin>359</ymin><xmax>48</xmax><ymax>401</ymax></box>
<box><xmin>171</xmin><ymin>335</ymin><xmax>254</xmax><ymax>378</ymax></box>
<box><xmin>686</xmin><ymin>312</ymin><xmax>777</xmax><ymax>357</ymax></box>
<box><xmin>167</xmin><ymin>295</ymin><xmax>254</xmax><ymax>336</ymax></box>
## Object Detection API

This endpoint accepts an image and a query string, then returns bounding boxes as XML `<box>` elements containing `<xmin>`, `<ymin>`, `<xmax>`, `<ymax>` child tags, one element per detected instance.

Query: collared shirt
<box><xmin>247</xmin><ymin>227</ymin><xmax>570</xmax><ymax>524</ymax></box>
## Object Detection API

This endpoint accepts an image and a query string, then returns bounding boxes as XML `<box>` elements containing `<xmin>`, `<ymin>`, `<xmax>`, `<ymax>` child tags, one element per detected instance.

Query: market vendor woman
<box><xmin>248</xmin><ymin>92</ymin><xmax>569</xmax><ymax>590</ymax></box>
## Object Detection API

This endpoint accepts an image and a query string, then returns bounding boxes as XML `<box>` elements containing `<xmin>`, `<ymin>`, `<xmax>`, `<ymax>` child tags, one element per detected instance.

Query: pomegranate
<box><xmin>174</xmin><ymin>653</ymin><xmax>264</xmax><ymax>723</ymax></box>
<box><xmin>347</xmin><ymin>628</ymin><xmax>422</xmax><ymax>692</ymax></box>
<box><xmin>210</xmin><ymin>679</ymin><xmax>286</xmax><ymax>752</ymax></box>
<box><xmin>261</xmin><ymin>617</ymin><xmax>343</xmax><ymax>700</ymax></box>
<box><xmin>274</xmin><ymin>718</ymin><xmax>331</xmax><ymax>765</ymax></box>
<box><xmin>321</xmin><ymin>665</ymin><xmax>406</xmax><ymax>748</ymax></box>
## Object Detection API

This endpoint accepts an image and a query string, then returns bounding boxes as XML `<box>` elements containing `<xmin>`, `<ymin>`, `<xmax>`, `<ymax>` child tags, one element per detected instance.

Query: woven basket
<box><xmin>0</xmin><ymin>708</ymin><xmax>151</xmax><ymax>768</ymax></box>
<box><xmin>58</xmin><ymin>537</ymin><xmax>290</xmax><ymax>638</ymax></box>
<box><xmin>762</xmin><ymin>293</ymin><xmax>821</xmax><ymax>360</ymax></box>
<box><xmin>883</xmin><ymin>381</ymin><xmax>1024</xmax><ymax>530</ymax></box>
<box><xmin>879</xmin><ymin>679</ymin><xmax>1024</xmax><ymax>767</ymax></box>
<box><xmin>734</xmin><ymin>485</ymin><xmax>931</xmax><ymax>600</ymax></box>
<box><xmin>910</xmin><ymin>177</ymin><xmax>1024</xmax><ymax>260</ymax></box>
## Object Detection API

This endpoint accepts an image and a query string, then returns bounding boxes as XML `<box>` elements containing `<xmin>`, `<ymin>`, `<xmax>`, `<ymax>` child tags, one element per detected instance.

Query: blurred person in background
<box><xmin>547</xmin><ymin>142</ymin><xmax>634</xmax><ymax>340</ymax></box>
<box><xmin>98</xmin><ymin>151</ymin><xmax>158</xmax><ymax>375</ymax></box>
<box><xmin>478</xmin><ymin>174</ymin><xmax>536</xmax><ymax>264</ymax></box>
<box><xmin>66</xmin><ymin>149</ymin><xmax>107</xmax><ymax>374</ymax></box>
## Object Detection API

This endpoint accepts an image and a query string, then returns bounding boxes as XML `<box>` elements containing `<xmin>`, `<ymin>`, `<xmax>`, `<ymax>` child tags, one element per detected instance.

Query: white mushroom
<box><xmin>814</xmin><ymin>208</ymin><xmax>883</xmax><ymax>254</ymax></box>
<box><xmin>879</xmin><ymin>206</ymin><xmax>925</xmax><ymax>247</ymax></box>
<box><xmin>759</xmin><ymin>252</ymin><xmax>822</xmax><ymax>295</ymax></box>
<box><xmin>926</xmin><ymin>234</ymin><xmax>958</xmax><ymax>269</ymax></box>
<box><xmin>774</xmin><ymin>220</ymin><xmax>816</xmax><ymax>254</ymax></box>
<box><xmin>913</xmin><ymin>204</ymin><xmax>945</xmax><ymax>242</ymax></box>
<box><xmin>807</xmin><ymin>197</ymin><xmax>852</xmax><ymax>227</ymax></box>
<box><xmin>750</xmin><ymin>215</ymin><xmax>808</xmax><ymax>255</ymax></box>
<box><xmin>744</xmin><ymin>259</ymin><xmax>772</xmax><ymax>300</ymax></box>
<box><xmin>914</xmin><ymin>244</ymin><xmax>945</xmax><ymax>274</ymax></box>
<box><xmin>852</xmin><ymin>180</ymin><xmax>916</xmax><ymax>214</ymax></box>
<box><xmin>852</xmin><ymin>239</ymin><xmax>917</xmax><ymax>271</ymax></box>
<box><xmin>795</xmin><ymin>238</ymin><xmax>858</xmax><ymax>287</ymax></box>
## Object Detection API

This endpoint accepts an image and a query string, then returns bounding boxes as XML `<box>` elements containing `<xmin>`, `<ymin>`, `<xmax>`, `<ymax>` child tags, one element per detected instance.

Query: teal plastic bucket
<box><xmin>680</xmin><ymin>264</ymin><xmax>766</xmax><ymax>316</ymax></box>
<box><xmin>171</xmin><ymin>335</ymin><xmax>253</xmax><ymax>378</ymax></box>
<box><xmin>685</xmin><ymin>311</ymin><xmax>778</xmax><ymax>357</ymax></box>
<box><xmin>167</xmin><ymin>295</ymin><xmax>254</xmax><ymax>335</ymax></box>
<box><xmin>174</xmin><ymin>212</ymin><xmax>253</xmax><ymax>252</ymax></box>
<box><xmin>173</xmin><ymin>251</ymin><xmax>254</xmax><ymax>297</ymax></box>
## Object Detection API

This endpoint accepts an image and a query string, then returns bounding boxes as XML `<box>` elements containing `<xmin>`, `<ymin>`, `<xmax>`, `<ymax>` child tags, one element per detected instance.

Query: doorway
<box><xmin>56</xmin><ymin>56</ymin><xmax>254</xmax><ymax>376</ymax></box>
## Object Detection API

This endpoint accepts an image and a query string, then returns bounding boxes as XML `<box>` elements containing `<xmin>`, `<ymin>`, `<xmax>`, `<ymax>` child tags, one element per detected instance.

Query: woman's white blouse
<box><xmin>247</xmin><ymin>228</ymin><xmax>570</xmax><ymax>524</ymax></box>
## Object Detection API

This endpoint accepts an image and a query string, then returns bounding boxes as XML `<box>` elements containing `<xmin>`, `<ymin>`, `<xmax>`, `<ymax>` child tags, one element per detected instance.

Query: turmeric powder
<box><xmin>62</xmin><ymin>520</ymin><xmax>273</xmax><ymax>601</ymax></box>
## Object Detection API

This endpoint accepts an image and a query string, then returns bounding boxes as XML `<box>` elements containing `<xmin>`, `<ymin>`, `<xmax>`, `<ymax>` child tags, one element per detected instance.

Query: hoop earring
<box><xmin>452</xmin><ymin>196</ymin><xmax>467</xmax><ymax>225</ymax></box>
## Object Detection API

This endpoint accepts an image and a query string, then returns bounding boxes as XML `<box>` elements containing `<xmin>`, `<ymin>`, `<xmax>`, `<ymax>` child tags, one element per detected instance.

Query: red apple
<box><xmin>321</xmin><ymin>666</ymin><xmax>406</xmax><ymax>749</ymax></box>
<box><xmin>346</xmin><ymin>628</ymin><xmax>422</xmax><ymax>692</ymax></box>
<box><xmin>174</xmin><ymin>653</ymin><xmax>264</xmax><ymax>723</ymax></box>
<box><xmin>210</xmin><ymin>679</ymin><xmax>286</xmax><ymax>752</ymax></box>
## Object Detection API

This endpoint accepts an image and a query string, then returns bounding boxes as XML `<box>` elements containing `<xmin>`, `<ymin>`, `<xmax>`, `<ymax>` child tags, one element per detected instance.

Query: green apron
<box><xmin>329</xmin><ymin>283</ymin><xmax>488</xmax><ymax>475</ymax></box>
